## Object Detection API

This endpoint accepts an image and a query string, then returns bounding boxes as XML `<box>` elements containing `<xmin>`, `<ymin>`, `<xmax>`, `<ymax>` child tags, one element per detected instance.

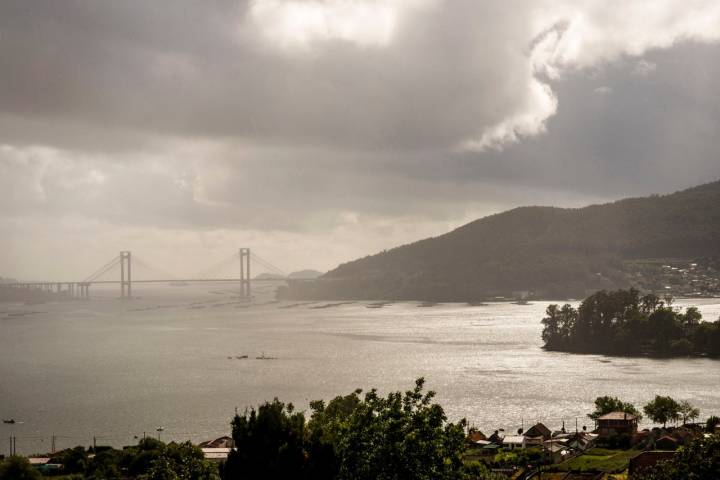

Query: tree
<box><xmin>141</xmin><ymin>442</ymin><xmax>218</xmax><ymax>480</ymax></box>
<box><xmin>707</xmin><ymin>415</ymin><xmax>720</xmax><ymax>433</ymax></box>
<box><xmin>125</xmin><ymin>437</ymin><xmax>166</xmax><ymax>477</ymax></box>
<box><xmin>86</xmin><ymin>448</ymin><xmax>123</xmax><ymax>480</ymax></box>
<box><xmin>636</xmin><ymin>435</ymin><xmax>720</xmax><ymax>479</ymax></box>
<box><xmin>306</xmin><ymin>390</ymin><xmax>363</xmax><ymax>480</ymax></box>
<box><xmin>334</xmin><ymin>378</ymin><xmax>467</xmax><ymax>480</ymax></box>
<box><xmin>222</xmin><ymin>379</ymin><xmax>469</xmax><ymax>480</ymax></box>
<box><xmin>462</xmin><ymin>461</ymin><xmax>507</xmax><ymax>480</ymax></box>
<box><xmin>681</xmin><ymin>307</ymin><xmax>702</xmax><ymax>327</ymax></box>
<box><xmin>678</xmin><ymin>400</ymin><xmax>700</xmax><ymax>425</ymax></box>
<box><xmin>541</xmin><ymin>304</ymin><xmax>577</xmax><ymax>350</ymax></box>
<box><xmin>223</xmin><ymin>398</ymin><xmax>308</xmax><ymax>479</ymax></box>
<box><xmin>644</xmin><ymin>396</ymin><xmax>680</xmax><ymax>427</ymax></box>
<box><xmin>541</xmin><ymin>304</ymin><xmax>562</xmax><ymax>348</ymax></box>
<box><xmin>55</xmin><ymin>445</ymin><xmax>88</xmax><ymax>474</ymax></box>
<box><xmin>0</xmin><ymin>456</ymin><xmax>41</xmax><ymax>480</ymax></box>
<box><xmin>588</xmin><ymin>395</ymin><xmax>642</xmax><ymax>421</ymax></box>
<box><xmin>539</xmin><ymin>289</ymin><xmax>720</xmax><ymax>357</ymax></box>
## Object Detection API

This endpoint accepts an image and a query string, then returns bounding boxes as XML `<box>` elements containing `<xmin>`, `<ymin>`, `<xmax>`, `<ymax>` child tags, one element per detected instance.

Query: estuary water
<box><xmin>1</xmin><ymin>284</ymin><xmax>719</xmax><ymax>454</ymax></box>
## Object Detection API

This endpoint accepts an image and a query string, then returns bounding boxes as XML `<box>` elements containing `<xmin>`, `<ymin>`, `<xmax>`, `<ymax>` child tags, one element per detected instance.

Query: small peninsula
<box><xmin>541</xmin><ymin>288</ymin><xmax>720</xmax><ymax>357</ymax></box>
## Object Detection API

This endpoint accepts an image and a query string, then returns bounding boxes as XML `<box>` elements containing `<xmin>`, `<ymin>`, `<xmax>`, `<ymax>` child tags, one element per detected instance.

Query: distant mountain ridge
<box><xmin>286</xmin><ymin>180</ymin><xmax>720</xmax><ymax>301</ymax></box>
<box><xmin>288</xmin><ymin>269</ymin><xmax>323</xmax><ymax>279</ymax></box>
<box><xmin>255</xmin><ymin>270</ymin><xmax>324</xmax><ymax>280</ymax></box>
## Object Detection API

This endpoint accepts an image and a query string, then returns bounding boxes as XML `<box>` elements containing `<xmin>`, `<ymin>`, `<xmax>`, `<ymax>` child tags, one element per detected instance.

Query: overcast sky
<box><xmin>2</xmin><ymin>0</ymin><xmax>720</xmax><ymax>280</ymax></box>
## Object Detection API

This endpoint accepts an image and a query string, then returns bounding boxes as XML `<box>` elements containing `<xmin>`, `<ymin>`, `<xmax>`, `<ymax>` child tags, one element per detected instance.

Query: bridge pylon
<box><xmin>120</xmin><ymin>251</ymin><xmax>132</xmax><ymax>299</ymax></box>
<box><xmin>239</xmin><ymin>248</ymin><xmax>251</xmax><ymax>299</ymax></box>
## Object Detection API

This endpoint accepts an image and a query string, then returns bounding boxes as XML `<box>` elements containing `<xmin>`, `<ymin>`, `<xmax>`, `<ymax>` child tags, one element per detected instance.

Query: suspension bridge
<box><xmin>4</xmin><ymin>248</ymin><xmax>291</xmax><ymax>300</ymax></box>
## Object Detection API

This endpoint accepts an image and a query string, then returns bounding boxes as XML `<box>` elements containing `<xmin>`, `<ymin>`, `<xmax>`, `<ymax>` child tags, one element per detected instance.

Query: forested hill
<box><xmin>286</xmin><ymin>180</ymin><xmax>720</xmax><ymax>301</ymax></box>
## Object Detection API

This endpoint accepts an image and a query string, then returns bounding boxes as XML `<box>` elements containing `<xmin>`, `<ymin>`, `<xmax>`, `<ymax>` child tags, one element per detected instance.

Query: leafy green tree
<box><xmin>306</xmin><ymin>390</ymin><xmax>363</xmax><ymax>479</ymax></box>
<box><xmin>141</xmin><ymin>442</ymin><xmax>218</xmax><ymax>480</ymax></box>
<box><xmin>86</xmin><ymin>448</ymin><xmax>123</xmax><ymax>479</ymax></box>
<box><xmin>648</xmin><ymin>307</ymin><xmax>681</xmax><ymax>354</ymax></box>
<box><xmin>588</xmin><ymin>395</ymin><xmax>642</xmax><ymax>421</ymax></box>
<box><xmin>0</xmin><ymin>456</ymin><xmax>41</xmax><ymax>480</ymax></box>
<box><xmin>224</xmin><ymin>398</ymin><xmax>307</xmax><ymax>479</ymax></box>
<box><xmin>334</xmin><ymin>378</ymin><xmax>467</xmax><ymax>480</ymax></box>
<box><xmin>681</xmin><ymin>307</ymin><xmax>702</xmax><ymax>327</ymax></box>
<box><xmin>541</xmin><ymin>304</ymin><xmax>577</xmax><ymax>350</ymax></box>
<box><xmin>46</xmin><ymin>445</ymin><xmax>90</xmax><ymax>474</ymax></box>
<box><xmin>644</xmin><ymin>396</ymin><xmax>681</xmax><ymax>427</ymax></box>
<box><xmin>706</xmin><ymin>415</ymin><xmax>720</xmax><ymax>433</ymax></box>
<box><xmin>677</xmin><ymin>400</ymin><xmax>700</xmax><ymax>425</ymax></box>
<box><xmin>541</xmin><ymin>304</ymin><xmax>562</xmax><ymax>348</ymax></box>
<box><xmin>636</xmin><ymin>435</ymin><xmax>720</xmax><ymax>479</ymax></box>
<box><xmin>222</xmin><ymin>379</ymin><xmax>468</xmax><ymax>480</ymax></box>
<box><xmin>462</xmin><ymin>461</ymin><xmax>507</xmax><ymax>480</ymax></box>
<box><xmin>125</xmin><ymin>437</ymin><xmax>166</xmax><ymax>477</ymax></box>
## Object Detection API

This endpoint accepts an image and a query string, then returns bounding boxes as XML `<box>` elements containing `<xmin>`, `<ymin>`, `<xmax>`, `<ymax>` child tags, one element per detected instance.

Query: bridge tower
<box><xmin>239</xmin><ymin>248</ymin><xmax>251</xmax><ymax>299</ymax></box>
<box><xmin>120</xmin><ymin>251</ymin><xmax>132</xmax><ymax>299</ymax></box>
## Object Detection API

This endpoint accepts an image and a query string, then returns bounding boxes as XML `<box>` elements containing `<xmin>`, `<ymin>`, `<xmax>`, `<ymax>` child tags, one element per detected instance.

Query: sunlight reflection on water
<box><xmin>1</xmin><ymin>285</ymin><xmax>718</xmax><ymax>453</ymax></box>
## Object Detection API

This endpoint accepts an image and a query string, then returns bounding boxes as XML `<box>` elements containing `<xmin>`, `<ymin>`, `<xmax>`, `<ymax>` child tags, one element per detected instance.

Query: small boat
<box><xmin>3</xmin><ymin>419</ymin><xmax>16</xmax><ymax>424</ymax></box>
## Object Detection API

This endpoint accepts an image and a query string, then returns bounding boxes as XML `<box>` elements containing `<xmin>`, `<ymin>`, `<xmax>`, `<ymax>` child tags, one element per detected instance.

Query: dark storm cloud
<box><xmin>2</xmin><ymin>0</ymin><xmax>720</xmax><ymax>278</ymax></box>
<box><xmin>0</xmin><ymin>0</ymin><xmax>535</xmax><ymax>151</ymax></box>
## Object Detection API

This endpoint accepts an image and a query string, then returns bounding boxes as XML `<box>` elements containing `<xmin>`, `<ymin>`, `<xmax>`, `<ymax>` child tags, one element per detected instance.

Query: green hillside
<box><xmin>286</xmin><ymin>181</ymin><xmax>720</xmax><ymax>301</ymax></box>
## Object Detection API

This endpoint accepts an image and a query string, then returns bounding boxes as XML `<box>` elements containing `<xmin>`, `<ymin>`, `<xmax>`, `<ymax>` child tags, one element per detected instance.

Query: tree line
<box><xmin>541</xmin><ymin>288</ymin><xmax>720</xmax><ymax>356</ymax></box>
<box><xmin>589</xmin><ymin>395</ymin><xmax>714</xmax><ymax>428</ymax></box>
<box><xmin>0</xmin><ymin>379</ymin><xmax>502</xmax><ymax>480</ymax></box>
<box><xmin>3</xmin><ymin>381</ymin><xmax>720</xmax><ymax>479</ymax></box>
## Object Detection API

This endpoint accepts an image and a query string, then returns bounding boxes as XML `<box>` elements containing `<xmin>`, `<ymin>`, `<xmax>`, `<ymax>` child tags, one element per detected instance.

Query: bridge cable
<box><xmin>132</xmin><ymin>256</ymin><xmax>181</xmax><ymax>281</ymax></box>
<box><xmin>192</xmin><ymin>252</ymin><xmax>241</xmax><ymax>279</ymax></box>
<box><xmin>83</xmin><ymin>257</ymin><xmax>121</xmax><ymax>283</ymax></box>
<box><xmin>250</xmin><ymin>253</ymin><xmax>286</xmax><ymax>277</ymax></box>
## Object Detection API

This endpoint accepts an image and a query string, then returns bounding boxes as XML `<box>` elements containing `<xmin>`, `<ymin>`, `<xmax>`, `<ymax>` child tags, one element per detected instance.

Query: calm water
<box><xmin>1</xmin><ymin>285</ymin><xmax>719</xmax><ymax>454</ymax></box>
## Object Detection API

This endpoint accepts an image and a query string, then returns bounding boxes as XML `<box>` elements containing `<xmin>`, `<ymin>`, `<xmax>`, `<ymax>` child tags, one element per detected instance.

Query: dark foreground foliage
<box><xmin>0</xmin><ymin>439</ymin><xmax>218</xmax><ymax>480</ymax></box>
<box><xmin>636</xmin><ymin>435</ymin><xmax>720</xmax><ymax>480</ymax></box>
<box><xmin>223</xmin><ymin>378</ymin><xmax>477</xmax><ymax>480</ymax></box>
<box><xmin>0</xmin><ymin>456</ymin><xmax>41</xmax><ymax>480</ymax></box>
<box><xmin>541</xmin><ymin>288</ymin><xmax>720</xmax><ymax>356</ymax></box>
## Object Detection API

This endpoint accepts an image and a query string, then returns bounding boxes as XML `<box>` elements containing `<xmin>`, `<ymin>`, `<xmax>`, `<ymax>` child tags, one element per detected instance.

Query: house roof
<box><xmin>201</xmin><ymin>447</ymin><xmax>232</xmax><ymax>460</ymax></box>
<box><xmin>525</xmin><ymin>422</ymin><xmax>552</xmax><ymax>438</ymax></box>
<box><xmin>467</xmin><ymin>430</ymin><xmax>487</xmax><ymax>442</ymax></box>
<box><xmin>502</xmin><ymin>435</ymin><xmax>525</xmax><ymax>444</ymax></box>
<box><xmin>598</xmin><ymin>411</ymin><xmax>637</xmax><ymax>421</ymax></box>
<box><xmin>199</xmin><ymin>436</ymin><xmax>234</xmax><ymax>448</ymax></box>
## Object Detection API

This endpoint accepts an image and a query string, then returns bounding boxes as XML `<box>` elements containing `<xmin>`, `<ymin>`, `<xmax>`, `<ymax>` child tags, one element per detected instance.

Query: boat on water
<box><xmin>3</xmin><ymin>419</ymin><xmax>16</xmax><ymax>424</ymax></box>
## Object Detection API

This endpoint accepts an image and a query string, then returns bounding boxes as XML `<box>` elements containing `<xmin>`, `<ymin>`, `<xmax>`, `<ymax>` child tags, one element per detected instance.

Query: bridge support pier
<box><xmin>120</xmin><ymin>251</ymin><xmax>132</xmax><ymax>299</ymax></box>
<box><xmin>239</xmin><ymin>248</ymin><xmax>251</xmax><ymax>300</ymax></box>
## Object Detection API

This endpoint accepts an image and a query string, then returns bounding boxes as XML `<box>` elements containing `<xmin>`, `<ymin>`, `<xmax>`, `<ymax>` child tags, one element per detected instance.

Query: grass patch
<box><xmin>555</xmin><ymin>448</ymin><xmax>641</xmax><ymax>473</ymax></box>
